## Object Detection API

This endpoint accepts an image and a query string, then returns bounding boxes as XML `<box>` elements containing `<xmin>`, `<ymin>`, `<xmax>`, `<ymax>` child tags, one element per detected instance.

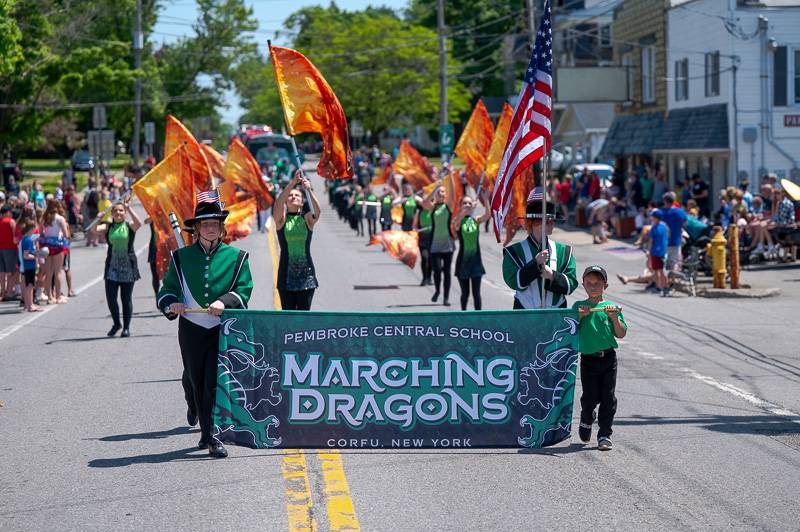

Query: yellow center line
<box><xmin>266</xmin><ymin>216</ymin><xmax>282</xmax><ymax>311</ymax></box>
<box><xmin>281</xmin><ymin>450</ymin><xmax>317</xmax><ymax>532</ymax></box>
<box><xmin>318</xmin><ymin>450</ymin><xmax>360</xmax><ymax>531</ymax></box>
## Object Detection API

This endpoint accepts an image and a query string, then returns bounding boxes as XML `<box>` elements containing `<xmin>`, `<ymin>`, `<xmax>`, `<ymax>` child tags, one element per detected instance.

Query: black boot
<box><xmin>209</xmin><ymin>442</ymin><xmax>228</xmax><ymax>458</ymax></box>
<box><xmin>107</xmin><ymin>324</ymin><xmax>121</xmax><ymax>337</ymax></box>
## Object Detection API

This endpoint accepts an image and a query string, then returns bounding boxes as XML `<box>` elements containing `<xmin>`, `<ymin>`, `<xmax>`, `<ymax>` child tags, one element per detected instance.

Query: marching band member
<box><xmin>502</xmin><ymin>187</ymin><xmax>578</xmax><ymax>309</ymax></box>
<box><xmin>157</xmin><ymin>191</ymin><xmax>253</xmax><ymax>458</ymax></box>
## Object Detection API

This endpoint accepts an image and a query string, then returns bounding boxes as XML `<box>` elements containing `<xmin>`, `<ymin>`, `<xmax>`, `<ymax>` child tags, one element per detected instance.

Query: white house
<box><xmin>658</xmin><ymin>0</ymin><xmax>800</xmax><ymax>196</ymax></box>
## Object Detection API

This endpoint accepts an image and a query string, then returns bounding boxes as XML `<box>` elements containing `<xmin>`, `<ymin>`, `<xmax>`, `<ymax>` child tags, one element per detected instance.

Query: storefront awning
<box><xmin>654</xmin><ymin>103</ymin><xmax>728</xmax><ymax>152</ymax></box>
<box><xmin>599</xmin><ymin>111</ymin><xmax>664</xmax><ymax>158</ymax></box>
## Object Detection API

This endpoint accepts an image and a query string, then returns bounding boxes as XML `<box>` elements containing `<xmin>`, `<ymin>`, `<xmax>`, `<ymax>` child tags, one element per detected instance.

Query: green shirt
<box><xmin>108</xmin><ymin>222</ymin><xmax>130</xmax><ymax>255</ymax></box>
<box><xmin>571</xmin><ymin>298</ymin><xmax>627</xmax><ymax>354</ymax></box>
<box><xmin>402</xmin><ymin>197</ymin><xmax>417</xmax><ymax>230</ymax></box>
<box><xmin>418</xmin><ymin>208</ymin><xmax>432</xmax><ymax>229</ymax></box>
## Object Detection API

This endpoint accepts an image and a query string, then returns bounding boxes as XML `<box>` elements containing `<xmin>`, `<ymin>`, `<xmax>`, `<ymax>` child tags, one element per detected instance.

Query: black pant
<box><xmin>178</xmin><ymin>318</ymin><xmax>220</xmax><ymax>444</ymax></box>
<box><xmin>182</xmin><ymin>370</ymin><xmax>196</xmax><ymax>415</ymax></box>
<box><xmin>419</xmin><ymin>247</ymin><xmax>431</xmax><ymax>283</ymax></box>
<box><xmin>458</xmin><ymin>276</ymin><xmax>482</xmax><ymax>310</ymax></box>
<box><xmin>431</xmin><ymin>251</ymin><xmax>453</xmax><ymax>300</ymax></box>
<box><xmin>366</xmin><ymin>218</ymin><xmax>377</xmax><ymax>239</ymax></box>
<box><xmin>105</xmin><ymin>280</ymin><xmax>134</xmax><ymax>328</ymax></box>
<box><xmin>580</xmin><ymin>351</ymin><xmax>618</xmax><ymax>439</ymax></box>
<box><xmin>149</xmin><ymin>261</ymin><xmax>159</xmax><ymax>296</ymax></box>
<box><xmin>380</xmin><ymin>219</ymin><xmax>392</xmax><ymax>231</ymax></box>
<box><xmin>279</xmin><ymin>288</ymin><xmax>315</xmax><ymax>310</ymax></box>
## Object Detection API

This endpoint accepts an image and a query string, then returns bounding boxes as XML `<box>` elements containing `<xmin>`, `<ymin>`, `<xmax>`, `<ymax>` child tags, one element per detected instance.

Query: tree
<box><xmin>236</xmin><ymin>6</ymin><xmax>472</xmax><ymax>141</ymax></box>
<box><xmin>41</xmin><ymin>117</ymin><xmax>85</xmax><ymax>164</ymax></box>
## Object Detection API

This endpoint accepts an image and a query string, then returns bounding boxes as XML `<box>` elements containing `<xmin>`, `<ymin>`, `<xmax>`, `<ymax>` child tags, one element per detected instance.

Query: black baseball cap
<box><xmin>582</xmin><ymin>265</ymin><xmax>608</xmax><ymax>282</ymax></box>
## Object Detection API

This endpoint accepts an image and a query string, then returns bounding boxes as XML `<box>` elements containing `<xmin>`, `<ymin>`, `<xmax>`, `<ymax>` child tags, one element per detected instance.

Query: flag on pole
<box><xmin>132</xmin><ymin>146</ymin><xmax>196</xmax><ymax>278</ymax></box>
<box><xmin>164</xmin><ymin>115</ymin><xmax>213</xmax><ymax>192</ymax></box>
<box><xmin>224</xmin><ymin>138</ymin><xmax>274</xmax><ymax>207</ymax></box>
<box><xmin>201</xmin><ymin>144</ymin><xmax>225</xmax><ymax>181</ymax></box>
<box><xmin>455</xmin><ymin>100</ymin><xmax>494</xmax><ymax>189</ymax></box>
<box><xmin>503</xmin><ymin>167</ymin><xmax>535</xmax><ymax>245</ymax></box>
<box><xmin>224</xmin><ymin>198</ymin><xmax>257</xmax><ymax>242</ymax></box>
<box><xmin>370</xmin><ymin>162</ymin><xmax>393</xmax><ymax>187</ymax></box>
<box><xmin>268</xmin><ymin>43</ymin><xmax>353</xmax><ymax>180</ymax></box>
<box><xmin>368</xmin><ymin>230</ymin><xmax>419</xmax><ymax>269</ymax></box>
<box><xmin>484</xmin><ymin>102</ymin><xmax>514</xmax><ymax>196</ymax></box>
<box><xmin>393</xmin><ymin>139</ymin><xmax>433</xmax><ymax>191</ymax></box>
<box><xmin>443</xmin><ymin>167</ymin><xmax>464</xmax><ymax>217</ymax></box>
<box><xmin>490</xmin><ymin>0</ymin><xmax>553</xmax><ymax>241</ymax></box>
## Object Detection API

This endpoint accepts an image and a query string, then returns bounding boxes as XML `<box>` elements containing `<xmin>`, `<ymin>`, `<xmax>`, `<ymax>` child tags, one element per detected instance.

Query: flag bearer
<box><xmin>157</xmin><ymin>192</ymin><xmax>254</xmax><ymax>459</ymax></box>
<box><xmin>502</xmin><ymin>187</ymin><xmax>578</xmax><ymax>309</ymax></box>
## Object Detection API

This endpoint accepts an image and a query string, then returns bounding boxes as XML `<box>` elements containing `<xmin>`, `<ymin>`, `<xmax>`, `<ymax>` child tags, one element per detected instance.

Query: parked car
<box><xmin>2</xmin><ymin>162</ymin><xmax>21</xmax><ymax>188</ymax></box>
<box><xmin>569</xmin><ymin>163</ymin><xmax>614</xmax><ymax>189</ymax></box>
<box><xmin>71</xmin><ymin>150</ymin><xmax>96</xmax><ymax>172</ymax></box>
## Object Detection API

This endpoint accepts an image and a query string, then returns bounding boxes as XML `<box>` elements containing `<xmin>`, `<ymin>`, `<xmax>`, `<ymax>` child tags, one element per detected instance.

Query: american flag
<box><xmin>491</xmin><ymin>0</ymin><xmax>553</xmax><ymax>241</ymax></box>
<box><xmin>196</xmin><ymin>189</ymin><xmax>220</xmax><ymax>204</ymax></box>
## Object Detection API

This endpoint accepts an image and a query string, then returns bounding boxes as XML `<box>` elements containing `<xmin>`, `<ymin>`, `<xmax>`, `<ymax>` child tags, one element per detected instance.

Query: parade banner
<box><xmin>212</xmin><ymin>309</ymin><xmax>579</xmax><ymax>449</ymax></box>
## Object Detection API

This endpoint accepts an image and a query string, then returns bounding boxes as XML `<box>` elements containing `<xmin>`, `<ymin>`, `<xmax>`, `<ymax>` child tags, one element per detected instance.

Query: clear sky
<box><xmin>152</xmin><ymin>0</ymin><xmax>409</xmax><ymax>125</ymax></box>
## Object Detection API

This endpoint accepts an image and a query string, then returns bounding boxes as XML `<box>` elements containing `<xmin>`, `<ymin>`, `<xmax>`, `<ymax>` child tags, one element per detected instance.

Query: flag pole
<box><xmin>267</xmin><ymin>39</ymin><xmax>317</xmax><ymax>219</ymax></box>
<box><xmin>540</xmin><ymin>158</ymin><xmax>547</xmax><ymax>309</ymax></box>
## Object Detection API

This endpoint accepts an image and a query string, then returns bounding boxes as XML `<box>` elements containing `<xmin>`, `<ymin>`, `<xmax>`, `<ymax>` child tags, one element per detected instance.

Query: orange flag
<box><xmin>224</xmin><ymin>138</ymin><xmax>274</xmax><ymax>207</ymax></box>
<box><xmin>393</xmin><ymin>140</ymin><xmax>433</xmax><ymax>191</ymax></box>
<box><xmin>484</xmin><ymin>102</ymin><xmax>514</xmax><ymax>197</ymax></box>
<box><xmin>269</xmin><ymin>44</ymin><xmax>353</xmax><ymax>179</ymax></box>
<box><xmin>503</xmin><ymin>166</ymin><xmax>535</xmax><ymax>245</ymax></box>
<box><xmin>201</xmin><ymin>143</ymin><xmax>233</xmax><ymax>203</ymax></box>
<box><xmin>368</xmin><ymin>230</ymin><xmax>419</xmax><ymax>269</ymax></box>
<box><xmin>455</xmin><ymin>100</ymin><xmax>494</xmax><ymax>189</ymax></box>
<box><xmin>165</xmin><ymin>115</ymin><xmax>212</xmax><ymax>192</ymax></box>
<box><xmin>370</xmin><ymin>163</ymin><xmax>392</xmax><ymax>187</ymax></box>
<box><xmin>132</xmin><ymin>146</ymin><xmax>196</xmax><ymax>277</ymax></box>
<box><xmin>224</xmin><ymin>198</ymin><xmax>257</xmax><ymax>243</ymax></box>
<box><xmin>443</xmin><ymin>168</ymin><xmax>464</xmax><ymax>217</ymax></box>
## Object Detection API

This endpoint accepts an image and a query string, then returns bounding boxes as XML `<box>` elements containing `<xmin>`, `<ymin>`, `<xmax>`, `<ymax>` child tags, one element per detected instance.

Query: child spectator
<box><xmin>647</xmin><ymin>209</ymin><xmax>668</xmax><ymax>296</ymax></box>
<box><xmin>18</xmin><ymin>221</ymin><xmax>42</xmax><ymax>312</ymax></box>
<box><xmin>573</xmin><ymin>266</ymin><xmax>628</xmax><ymax>451</ymax></box>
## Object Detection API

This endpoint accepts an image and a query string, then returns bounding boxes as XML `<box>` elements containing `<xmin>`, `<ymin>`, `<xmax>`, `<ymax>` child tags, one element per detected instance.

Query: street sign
<box><xmin>144</xmin><ymin>122</ymin><xmax>155</xmax><ymax>145</ymax></box>
<box><xmin>350</xmin><ymin>120</ymin><xmax>364</xmax><ymax>138</ymax></box>
<box><xmin>87</xmin><ymin>129</ymin><xmax>115</xmax><ymax>160</ymax></box>
<box><xmin>92</xmin><ymin>106</ymin><xmax>107</xmax><ymax>129</ymax></box>
<box><xmin>439</xmin><ymin>124</ymin><xmax>454</xmax><ymax>156</ymax></box>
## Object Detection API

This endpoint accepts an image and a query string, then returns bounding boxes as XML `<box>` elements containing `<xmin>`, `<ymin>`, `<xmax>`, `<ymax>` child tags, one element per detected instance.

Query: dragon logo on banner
<box><xmin>213</xmin><ymin>318</ymin><xmax>283</xmax><ymax>448</ymax></box>
<box><xmin>517</xmin><ymin>318</ymin><xmax>579</xmax><ymax>448</ymax></box>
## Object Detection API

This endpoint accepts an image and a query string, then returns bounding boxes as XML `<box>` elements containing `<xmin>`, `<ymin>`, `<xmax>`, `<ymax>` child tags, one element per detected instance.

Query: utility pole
<box><xmin>132</xmin><ymin>0</ymin><xmax>143</xmax><ymax>167</ymax></box>
<box><xmin>437</xmin><ymin>0</ymin><xmax>447</xmax><ymax>128</ymax></box>
<box><xmin>526</xmin><ymin>0</ymin><xmax>537</xmax><ymax>50</ymax></box>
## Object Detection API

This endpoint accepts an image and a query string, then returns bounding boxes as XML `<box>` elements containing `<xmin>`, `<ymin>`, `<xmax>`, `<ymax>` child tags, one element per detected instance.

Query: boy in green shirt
<box><xmin>572</xmin><ymin>265</ymin><xmax>628</xmax><ymax>451</ymax></box>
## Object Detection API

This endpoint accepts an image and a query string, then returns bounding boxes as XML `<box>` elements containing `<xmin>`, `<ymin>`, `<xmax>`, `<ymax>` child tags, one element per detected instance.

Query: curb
<box><xmin>694</xmin><ymin>287</ymin><xmax>781</xmax><ymax>299</ymax></box>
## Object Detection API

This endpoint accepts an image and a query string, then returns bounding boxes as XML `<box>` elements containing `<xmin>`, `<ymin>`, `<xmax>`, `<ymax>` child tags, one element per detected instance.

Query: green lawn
<box><xmin>21</xmin><ymin>157</ymin><xmax>130</xmax><ymax>173</ymax></box>
<box><xmin>427</xmin><ymin>156</ymin><xmax>466</xmax><ymax>169</ymax></box>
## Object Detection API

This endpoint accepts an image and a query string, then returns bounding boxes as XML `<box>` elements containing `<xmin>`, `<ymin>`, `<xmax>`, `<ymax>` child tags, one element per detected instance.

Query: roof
<box><xmin>572</xmin><ymin>103</ymin><xmax>615</xmax><ymax>131</ymax></box>
<box><xmin>599</xmin><ymin>111</ymin><xmax>665</xmax><ymax>158</ymax></box>
<box><xmin>655</xmin><ymin>103</ymin><xmax>728</xmax><ymax>151</ymax></box>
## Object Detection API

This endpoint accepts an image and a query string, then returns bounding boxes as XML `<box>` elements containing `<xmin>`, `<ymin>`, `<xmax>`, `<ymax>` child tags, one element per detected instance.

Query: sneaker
<box><xmin>209</xmin><ymin>442</ymin><xmax>228</xmax><ymax>458</ymax></box>
<box><xmin>598</xmin><ymin>437</ymin><xmax>613</xmax><ymax>451</ymax></box>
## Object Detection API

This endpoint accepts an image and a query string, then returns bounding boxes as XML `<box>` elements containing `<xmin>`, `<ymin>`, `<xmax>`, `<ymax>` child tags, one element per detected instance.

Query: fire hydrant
<box><xmin>710</xmin><ymin>226</ymin><xmax>727</xmax><ymax>288</ymax></box>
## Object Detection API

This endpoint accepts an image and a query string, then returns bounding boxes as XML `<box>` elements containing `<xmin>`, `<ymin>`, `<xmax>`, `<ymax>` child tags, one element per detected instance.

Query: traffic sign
<box><xmin>92</xmin><ymin>106</ymin><xmax>107</xmax><ymax>129</ymax></box>
<box><xmin>87</xmin><ymin>129</ymin><xmax>115</xmax><ymax>160</ymax></box>
<box><xmin>439</xmin><ymin>124</ymin><xmax>454</xmax><ymax>157</ymax></box>
<box><xmin>144</xmin><ymin>122</ymin><xmax>155</xmax><ymax>145</ymax></box>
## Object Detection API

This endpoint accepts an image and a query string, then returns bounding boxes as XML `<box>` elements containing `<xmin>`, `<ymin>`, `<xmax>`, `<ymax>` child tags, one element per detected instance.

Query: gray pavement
<box><xmin>0</xmin><ymin>166</ymin><xmax>798</xmax><ymax>530</ymax></box>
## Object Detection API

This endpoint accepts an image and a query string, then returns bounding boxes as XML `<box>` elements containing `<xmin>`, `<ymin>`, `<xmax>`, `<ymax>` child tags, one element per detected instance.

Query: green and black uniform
<box><xmin>351</xmin><ymin>192</ymin><xmax>364</xmax><ymax>236</ymax></box>
<box><xmin>455</xmin><ymin>215</ymin><xmax>486</xmax><ymax>310</ymax></box>
<box><xmin>277</xmin><ymin>212</ymin><xmax>318</xmax><ymax>310</ymax></box>
<box><xmin>365</xmin><ymin>192</ymin><xmax>378</xmax><ymax>238</ymax></box>
<box><xmin>157</xmin><ymin>240</ymin><xmax>253</xmax><ymax>446</ymax></box>
<box><xmin>502</xmin><ymin>235</ymin><xmax>578</xmax><ymax>309</ymax></box>
<box><xmin>429</xmin><ymin>203</ymin><xmax>454</xmax><ymax>304</ymax></box>
<box><xmin>417</xmin><ymin>206</ymin><xmax>432</xmax><ymax>284</ymax></box>
<box><xmin>571</xmin><ymin>298</ymin><xmax>627</xmax><ymax>440</ymax></box>
<box><xmin>104</xmin><ymin>221</ymin><xmax>140</xmax><ymax>331</ymax></box>
<box><xmin>379</xmin><ymin>194</ymin><xmax>393</xmax><ymax>230</ymax></box>
<box><xmin>401</xmin><ymin>196</ymin><xmax>417</xmax><ymax>231</ymax></box>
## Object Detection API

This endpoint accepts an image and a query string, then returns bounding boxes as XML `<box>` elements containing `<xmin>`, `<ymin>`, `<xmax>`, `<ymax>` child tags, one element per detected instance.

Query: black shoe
<box><xmin>120</xmin><ymin>329</ymin><xmax>130</xmax><ymax>337</ymax></box>
<box><xmin>431</xmin><ymin>292</ymin><xmax>439</xmax><ymax>302</ymax></box>
<box><xmin>107</xmin><ymin>325</ymin><xmax>121</xmax><ymax>337</ymax></box>
<box><xmin>198</xmin><ymin>440</ymin><xmax>208</xmax><ymax>450</ymax></box>
<box><xmin>598</xmin><ymin>436</ymin><xmax>613</xmax><ymax>451</ymax></box>
<box><xmin>443</xmin><ymin>299</ymin><xmax>451</xmax><ymax>306</ymax></box>
<box><xmin>187</xmin><ymin>407</ymin><xmax>198</xmax><ymax>427</ymax></box>
<box><xmin>419</xmin><ymin>279</ymin><xmax>426</xmax><ymax>286</ymax></box>
<box><xmin>209</xmin><ymin>442</ymin><xmax>228</xmax><ymax>458</ymax></box>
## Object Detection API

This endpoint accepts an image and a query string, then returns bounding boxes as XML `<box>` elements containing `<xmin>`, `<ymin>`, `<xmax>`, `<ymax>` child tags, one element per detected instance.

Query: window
<box><xmin>675</xmin><ymin>58</ymin><xmax>689</xmax><ymax>101</ymax></box>
<box><xmin>795</xmin><ymin>49</ymin><xmax>800</xmax><ymax>104</ymax></box>
<box><xmin>621</xmin><ymin>53</ymin><xmax>634</xmax><ymax>101</ymax></box>
<box><xmin>599</xmin><ymin>25</ymin><xmax>612</xmax><ymax>48</ymax></box>
<box><xmin>774</xmin><ymin>46</ymin><xmax>787</xmax><ymax>106</ymax></box>
<box><xmin>641</xmin><ymin>46</ymin><xmax>655</xmax><ymax>103</ymax></box>
<box><xmin>705</xmin><ymin>51</ymin><xmax>720</xmax><ymax>97</ymax></box>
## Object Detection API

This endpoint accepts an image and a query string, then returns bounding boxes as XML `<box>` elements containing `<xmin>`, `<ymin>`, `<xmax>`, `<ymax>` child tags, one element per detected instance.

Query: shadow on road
<box><xmin>386</xmin><ymin>303</ymin><xmax>443</xmax><ymax>308</ymax></box>
<box><xmin>616</xmin><ymin>414</ymin><xmax>800</xmax><ymax>435</ymax></box>
<box><xmin>88</xmin><ymin>425</ymin><xmax>196</xmax><ymax>442</ymax></box>
<box><xmin>88</xmin><ymin>447</ymin><xmax>207</xmax><ymax>468</ymax></box>
<box><xmin>46</xmin><ymin>333</ymin><xmax>166</xmax><ymax>344</ymax></box>
<box><xmin>127</xmin><ymin>378</ymin><xmax>182</xmax><ymax>384</ymax></box>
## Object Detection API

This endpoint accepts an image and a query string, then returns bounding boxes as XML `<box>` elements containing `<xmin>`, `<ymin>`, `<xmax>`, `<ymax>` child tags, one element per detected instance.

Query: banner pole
<box><xmin>168</xmin><ymin>212</ymin><xmax>185</xmax><ymax>249</ymax></box>
<box><xmin>475</xmin><ymin>170</ymin><xmax>486</xmax><ymax>198</ymax></box>
<box><xmin>289</xmin><ymin>136</ymin><xmax>317</xmax><ymax>219</ymax></box>
<box><xmin>84</xmin><ymin>189</ymin><xmax>133</xmax><ymax>232</ymax></box>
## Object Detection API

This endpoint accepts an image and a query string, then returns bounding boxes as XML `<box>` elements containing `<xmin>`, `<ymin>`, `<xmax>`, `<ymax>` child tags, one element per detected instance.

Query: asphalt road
<box><xmin>1</xmin><ymin>166</ymin><xmax>798</xmax><ymax>531</ymax></box>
